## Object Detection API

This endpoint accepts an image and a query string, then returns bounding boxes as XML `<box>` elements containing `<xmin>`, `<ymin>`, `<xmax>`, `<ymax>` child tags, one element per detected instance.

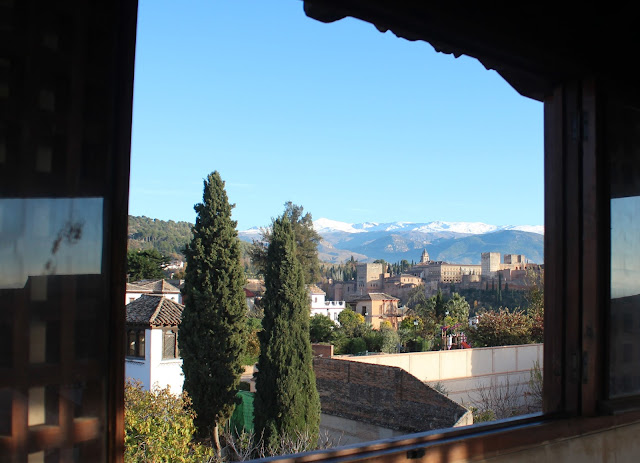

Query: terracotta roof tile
<box><xmin>126</xmin><ymin>295</ymin><xmax>183</xmax><ymax>327</ymax></box>
<box><xmin>353</xmin><ymin>292</ymin><xmax>399</xmax><ymax>302</ymax></box>
<box><xmin>126</xmin><ymin>282</ymin><xmax>148</xmax><ymax>291</ymax></box>
<box><xmin>307</xmin><ymin>284</ymin><xmax>326</xmax><ymax>295</ymax></box>
<box><xmin>128</xmin><ymin>279</ymin><xmax>180</xmax><ymax>293</ymax></box>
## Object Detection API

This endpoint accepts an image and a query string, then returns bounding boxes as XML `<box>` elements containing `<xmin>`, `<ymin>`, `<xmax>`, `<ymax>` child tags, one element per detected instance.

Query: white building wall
<box><xmin>125</xmin><ymin>291</ymin><xmax>146</xmax><ymax>305</ymax></box>
<box><xmin>124</xmin><ymin>328</ymin><xmax>152</xmax><ymax>389</ymax></box>
<box><xmin>125</xmin><ymin>328</ymin><xmax>184</xmax><ymax>394</ymax></box>
<box><xmin>311</xmin><ymin>298</ymin><xmax>346</xmax><ymax>323</ymax></box>
<box><xmin>125</xmin><ymin>290</ymin><xmax>181</xmax><ymax>305</ymax></box>
<box><xmin>341</xmin><ymin>344</ymin><xmax>543</xmax><ymax>408</ymax></box>
<box><xmin>310</xmin><ymin>292</ymin><xmax>326</xmax><ymax>306</ymax></box>
<box><xmin>148</xmin><ymin>328</ymin><xmax>184</xmax><ymax>394</ymax></box>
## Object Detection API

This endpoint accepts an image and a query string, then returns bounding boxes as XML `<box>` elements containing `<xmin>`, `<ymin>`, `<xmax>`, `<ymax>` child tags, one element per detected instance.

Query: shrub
<box><xmin>348</xmin><ymin>337</ymin><xmax>367</xmax><ymax>354</ymax></box>
<box><xmin>379</xmin><ymin>326</ymin><xmax>400</xmax><ymax>354</ymax></box>
<box><xmin>467</xmin><ymin>308</ymin><xmax>533</xmax><ymax>347</ymax></box>
<box><xmin>242</xmin><ymin>329</ymin><xmax>260</xmax><ymax>365</ymax></box>
<box><xmin>363</xmin><ymin>330</ymin><xmax>383</xmax><ymax>352</ymax></box>
<box><xmin>309</xmin><ymin>314</ymin><xmax>336</xmax><ymax>343</ymax></box>
<box><xmin>124</xmin><ymin>379</ymin><xmax>214</xmax><ymax>462</ymax></box>
<box><xmin>429</xmin><ymin>381</ymin><xmax>450</xmax><ymax>396</ymax></box>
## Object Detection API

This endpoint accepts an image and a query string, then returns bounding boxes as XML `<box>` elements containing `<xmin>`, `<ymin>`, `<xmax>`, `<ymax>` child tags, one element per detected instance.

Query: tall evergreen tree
<box><xmin>126</xmin><ymin>249</ymin><xmax>169</xmax><ymax>281</ymax></box>
<box><xmin>254</xmin><ymin>216</ymin><xmax>321</xmax><ymax>449</ymax></box>
<box><xmin>179</xmin><ymin>171</ymin><xmax>247</xmax><ymax>452</ymax></box>
<box><xmin>249</xmin><ymin>202</ymin><xmax>321</xmax><ymax>284</ymax></box>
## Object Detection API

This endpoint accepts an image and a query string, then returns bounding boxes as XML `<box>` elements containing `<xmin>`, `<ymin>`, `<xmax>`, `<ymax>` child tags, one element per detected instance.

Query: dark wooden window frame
<box><xmin>126</xmin><ymin>328</ymin><xmax>145</xmax><ymax>359</ymax></box>
<box><xmin>161</xmin><ymin>327</ymin><xmax>179</xmax><ymax>360</ymax></box>
<box><xmin>9</xmin><ymin>3</ymin><xmax>640</xmax><ymax>462</ymax></box>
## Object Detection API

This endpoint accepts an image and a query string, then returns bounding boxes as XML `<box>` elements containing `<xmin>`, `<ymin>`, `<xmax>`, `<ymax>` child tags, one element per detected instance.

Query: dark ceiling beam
<box><xmin>303</xmin><ymin>0</ymin><xmax>630</xmax><ymax>101</ymax></box>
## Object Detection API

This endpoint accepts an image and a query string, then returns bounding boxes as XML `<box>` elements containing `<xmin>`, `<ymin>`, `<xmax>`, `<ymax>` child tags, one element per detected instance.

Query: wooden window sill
<box><xmin>262</xmin><ymin>412</ymin><xmax>640</xmax><ymax>462</ymax></box>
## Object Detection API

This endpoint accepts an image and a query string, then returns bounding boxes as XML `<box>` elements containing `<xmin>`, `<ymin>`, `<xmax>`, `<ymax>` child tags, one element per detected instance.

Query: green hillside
<box><xmin>128</xmin><ymin>216</ymin><xmax>256</xmax><ymax>268</ymax></box>
<box><xmin>128</xmin><ymin>215</ymin><xmax>193</xmax><ymax>258</ymax></box>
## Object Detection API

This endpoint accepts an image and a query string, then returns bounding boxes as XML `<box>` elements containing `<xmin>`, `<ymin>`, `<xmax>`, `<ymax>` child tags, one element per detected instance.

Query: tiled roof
<box><xmin>126</xmin><ymin>295</ymin><xmax>184</xmax><ymax>327</ymax></box>
<box><xmin>127</xmin><ymin>279</ymin><xmax>181</xmax><ymax>293</ymax></box>
<box><xmin>353</xmin><ymin>292</ymin><xmax>399</xmax><ymax>302</ymax></box>
<box><xmin>126</xmin><ymin>282</ymin><xmax>147</xmax><ymax>291</ymax></box>
<box><xmin>307</xmin><ymin>284</ymin><xmax>326</xmax><ymax>295</ymax></box>
<box><xmin>245</xmin><ymin>279</ymin><xmax>265</xmax><ymax>294</ymax></box>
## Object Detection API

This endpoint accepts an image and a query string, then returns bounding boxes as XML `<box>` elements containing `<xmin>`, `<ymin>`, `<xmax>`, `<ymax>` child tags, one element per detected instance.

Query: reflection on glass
<box><xmin>0</xmin><ymin>198</ymin><xmax>103</xmax><ymax>289</ymax></box>
<box><xmin>608</xmin><ymin>101</ymin><xmax>640</xmax><ymax>398</ymax></box>
<box><xmin>610</xmin><ymin>197</ymin><xmax>640</xmax><ymax>397</ymax></box>
<box><xmin>0</xmin><ymin>197</ymin><xmax>107</xmax><ymax>461</ymax></box>
<box><xmin>611</xmin><ymin>197</ymin><xmax>640</xmax><ymax>300</ymax></box>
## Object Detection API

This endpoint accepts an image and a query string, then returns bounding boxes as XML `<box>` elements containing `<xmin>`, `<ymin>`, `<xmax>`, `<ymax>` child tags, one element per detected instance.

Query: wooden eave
<box><xmin>303</xmin><ymin>0</ymin><xmax>640</xmax><ymax>101</ymax></box>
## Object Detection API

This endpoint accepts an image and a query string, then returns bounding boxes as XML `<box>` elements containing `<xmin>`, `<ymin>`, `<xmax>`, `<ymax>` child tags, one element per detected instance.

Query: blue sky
<box><xmin>129</xmin><ymin>0</ymin><xmax>543</xmax><ymax>231</ymax></box>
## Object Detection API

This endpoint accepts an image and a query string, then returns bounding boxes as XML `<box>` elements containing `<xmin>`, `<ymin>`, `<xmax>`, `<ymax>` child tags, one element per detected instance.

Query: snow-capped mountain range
<box><xmin>239</xmin><ymin>218</ymin><xmax>544</xmax><ymax>265</ymax></box>
<box><xmin>310</xmin><ymin>218</ymin><xmax>544</xmax><ymax>236</ymax></box>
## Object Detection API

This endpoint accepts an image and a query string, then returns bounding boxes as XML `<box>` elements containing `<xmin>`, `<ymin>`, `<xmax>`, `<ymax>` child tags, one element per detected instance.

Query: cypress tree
<box><xmin>179</xmin><ymin>171</ymin><xmax>247</xmax><ymax>452</ymax></box>
<box><xmin>254</xmin><ymin>216</ymin><xmax>321</xmax><ymax>449</ymax></box>
<box><xmin>249</xmin><ymin>202</ymin><xmax>321</xmax><ymax>284</ymax></box>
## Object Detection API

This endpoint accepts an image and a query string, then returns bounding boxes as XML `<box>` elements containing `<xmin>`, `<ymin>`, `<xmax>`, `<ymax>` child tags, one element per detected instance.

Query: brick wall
<box><xmin>312</xmin><ymin>343</ymin><xmax>334</xmax><ymax>358</ymax></box>
<box><xmin>314</xmin><ymin>357</ymin><xmax>470</xmax><ymax>433</ymax></box>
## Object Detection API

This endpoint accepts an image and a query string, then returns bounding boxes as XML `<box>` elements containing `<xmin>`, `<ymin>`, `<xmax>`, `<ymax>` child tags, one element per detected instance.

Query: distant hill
<box><xmin>128</xmin><ymin>216</ymin><xmax>192</xmax><ymax>258</ymax></box>
<box><xmin>239</xmin><ymin>218</ymin><xmax>544</xmax><ymax>264</ymax></box>
<box><xmin>129</xmin><ymin>215</ymin><xmax>544</xmax><ymax>265</ymax></box>
<box><xmin>312</xmin><ymin>229</ymin><xmax>543</xmax><ymax>264</ymax></box>
<box><xmin>127</xmin><ymin>216</ymin><xmax>254</xmax><ymax>263</ymax></box>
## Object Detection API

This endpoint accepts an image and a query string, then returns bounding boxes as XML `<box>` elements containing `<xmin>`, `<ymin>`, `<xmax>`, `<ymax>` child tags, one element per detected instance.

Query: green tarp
<box><xmin>229</xmin><ymin>390</ymin><xmax>254</xmax><ymax>434</ymax></box>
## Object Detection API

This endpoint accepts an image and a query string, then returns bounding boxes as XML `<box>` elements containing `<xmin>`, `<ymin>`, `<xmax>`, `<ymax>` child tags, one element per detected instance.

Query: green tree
<box><xmin>467</xmin><ymin>308</ymin><xmax>533</xmax><ymax>347</ymax></box>
<box><xmin>399</xmin><ymin>315</ymin><xmax>424</xmax><ymax>340</ymax></box>
<box><xmin>124</xmin><ymin>380</ymin><xmax>214</xmax><ymax>462</ymax></box>
<box><xmin>380</xmin><ymin>324</ymin><xmax>400</xmax><ymax>353</ymax></box>
<box><xmin>337</xmin><ymin>309</ymin><xmax>365</xmax><ymax>337</ymax></box>
<box><xmin>250</xmin><ymin>202</ymin><xmax>321</xmax><ymax>284</ymax></box>
<box><xmin>127</xmin><ymin>215</ymin><xmax>194</xmax><ymax>257</ymax></box>
<box><xmin>444</xmin><ymin>293</ymin><xmax>471</xmax><ymax>326</ymax></box>
<box><xmin>309</xmin><ymin>314</ymin><xmax>336</xmax><ymax>343</ymax></box>
<box><xmin>348</xmin><ymin>337</ymin><xmax>367</xmax><ymax>354</ymax></box>
<box><xmin>126</xmin><ymin>249</ymin><xmax>169</xmax><ymax>281</ymax></box>
<box><xmin>254</xmin><ymin>216</ymin><xmax>321</xmax><ymax>449</ymax></box>
<box><xmin>179</xmin><ymin>171</ymin><xmax>248</xmax><ymax>453</ymax></box>
<box><xmin>363</xmin><ymin>330</ymin><xmax>383</xmax><ymax>352</ymax></box>
<box><xmin>433</xmin><ymin>289</ymin><xmax>447</xmax><ymax>320</ymax></box>
<box><xmin>407</xmin><ymin>285</ymin><xmax>429</xmax><ymax>312</ymax></box>
<box><xmin>525</xmin><ymin>267</ymin><xmax>544</xmax><ymax>343</ymax></box>
<box><xmin>344</xmin><ymin>256</ymin><xmax>358</xmax><ymax>281</ymax></box>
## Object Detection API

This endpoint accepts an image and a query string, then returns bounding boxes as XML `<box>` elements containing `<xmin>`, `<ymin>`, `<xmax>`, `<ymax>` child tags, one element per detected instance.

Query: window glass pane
<box><xmin>608</xmin><ymin>102</ymin><xmax>640</xmax><ymax>398</ymax></box>
<box><xmin>127</xmin><ymin>330</ymin><xmax>136</xmax><ymax>357</ymax></box>
<box><xmin>163</xmin><ymin>330</ymin><xmax>176</xmax><ymax>359</ymax></box>
<box><xmin>137</xmin><ymin>330</ymin><xmax>145</xmax><ymax>358</ymax></box>
<box><xmin>0</xmin><ymin>197</ymin><xmax>107</xmax><ymax>460</ymax></box>
<box><xmin>0</xmin><ymin>198</ymin><xmax>103</xmax><ymax>289</ymax></box>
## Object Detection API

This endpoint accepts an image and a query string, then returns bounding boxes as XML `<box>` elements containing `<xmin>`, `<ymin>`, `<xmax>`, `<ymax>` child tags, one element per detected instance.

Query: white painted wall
<box><xmin>125</xmin><ymin>291</ymin><xmax>146</xmax><ymax>305</ymax></box>
<box><xmin>125</xmin><ymin>328</ymin><xmax>151</xmax><ymax>389</ymax></box>
<box><xmin>148</xmin><ymin>328</ymin><xmax>184</xmax><ymax>394</ymax></box>
<box><xmin>341</xmin><ymin>344</ymin><xmax>543</xmax><ymax>408</ymax></box>
<box><xmin>125</xmin><ymin>327</ymin><xmax>184</xmax><ymax>394</ymax></box>
<box><xmin>125</xmin><ymin>290</ymin><xmax>182</xmax><ymax>305</ymax></box>
<box><xmin>166</xmin><ymin>292</ymin><xmax>181</xmax><ymax>304</ymax></box>
<box><xmin>311</xmin><ymin>294</ymin><xmax>346</xmax><ymax>323</ymax></box>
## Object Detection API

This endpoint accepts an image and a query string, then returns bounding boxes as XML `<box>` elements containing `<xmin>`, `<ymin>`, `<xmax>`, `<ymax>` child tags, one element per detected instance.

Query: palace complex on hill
<box><xmin>323</xmin><ymin>248</ymin><xmax>541</xmax><ymax>305</ymax></box>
